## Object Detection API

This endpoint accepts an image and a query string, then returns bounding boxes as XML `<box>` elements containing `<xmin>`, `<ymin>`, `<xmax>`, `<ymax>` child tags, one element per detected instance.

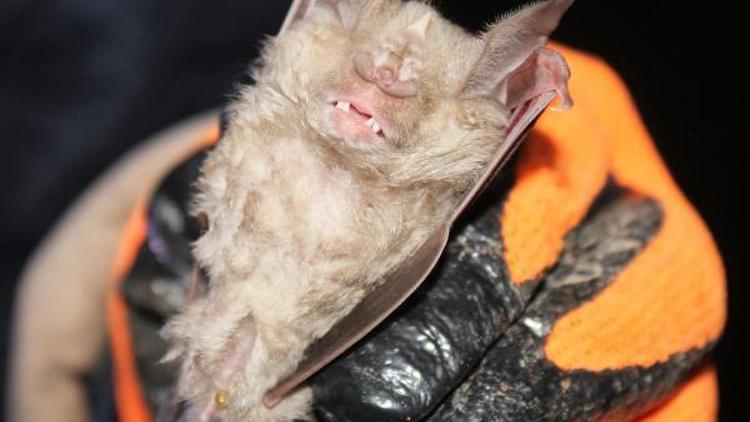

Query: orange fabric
<box><xmin>539</xmin><ymin>46</ymin><xmax>725</xmax><ymax>371</ymax></box>
<box><xmin>106</xmin><ymin>199</ymin><xmax>151</xmax><ymax>422</ymax></box>
<box><xmin>635</xmin><ymin>366</ymin><xmax>718</xmax><ymax>422</ymax></box>
<box><xmin>107</xmin><ymin>126</ymin><xmax>220</xmax><ymax>422</ymax></box>
<box><xmin>501</xmin><ymin>62</ymin><xmax>609</xmax><ymax>284</ymax></box>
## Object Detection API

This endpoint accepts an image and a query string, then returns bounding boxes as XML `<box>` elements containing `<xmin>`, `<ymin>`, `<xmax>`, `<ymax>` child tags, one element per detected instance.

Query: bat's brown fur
<box><xmin>162</xmin><ymin>0</ymin><xmax>573</xmax><ymax>420</ymax></box>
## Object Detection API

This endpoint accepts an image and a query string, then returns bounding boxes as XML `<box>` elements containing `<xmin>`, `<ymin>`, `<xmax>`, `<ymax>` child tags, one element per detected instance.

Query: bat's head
<box><xmin>259</xmin><ymin>0</ymin><xmax>574</xmax><ymax>189</ymax></box>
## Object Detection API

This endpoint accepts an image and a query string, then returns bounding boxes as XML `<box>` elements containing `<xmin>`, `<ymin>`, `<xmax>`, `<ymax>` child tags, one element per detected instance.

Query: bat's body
<box><xmin>163</xmin><ymin>0</ymin><xmax>574</xmax><ymax>420</ymax></box>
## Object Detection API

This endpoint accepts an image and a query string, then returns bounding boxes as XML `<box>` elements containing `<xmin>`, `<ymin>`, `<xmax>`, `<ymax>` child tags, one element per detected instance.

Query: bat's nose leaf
<box><xmin>263</xmin><ymin>93</ymin><xmax>557</xmax><ymax>407</ymax></box>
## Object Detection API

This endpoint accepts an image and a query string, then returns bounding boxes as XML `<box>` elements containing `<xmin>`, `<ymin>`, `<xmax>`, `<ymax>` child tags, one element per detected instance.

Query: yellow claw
<box><xmin>214</xmin><ymin>389</ymin><xmax>230</xmax><ymax>409</ymax></box>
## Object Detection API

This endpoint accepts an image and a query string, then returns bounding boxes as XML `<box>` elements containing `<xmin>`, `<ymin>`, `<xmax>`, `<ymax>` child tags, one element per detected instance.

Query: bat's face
<box><xmin>260</xmin><ymin>0</ymin><xmax>506</xmax><ymax>186</ymax></box>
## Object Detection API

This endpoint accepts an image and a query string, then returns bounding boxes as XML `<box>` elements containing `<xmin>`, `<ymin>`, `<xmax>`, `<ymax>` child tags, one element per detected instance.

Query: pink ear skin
<box><xmin>462</xmin><ymin>0</ymin><xmax>575</xmax><ymax>105</ymax></box>
<box><xmin>279</xmin><ymin>0</ymin><xmax>318</xmax><ymax>34</ymax></box>
<box><xmin>503</xmin><ymin>47</ymin><xmax>573</xmax><ymax>112</ymax></box>
<box><xmin>279</xmin><ymin>0</ymin><xmax>364</xmax><ymax>35</ymax></box>
<box><xmin>335</xmin><ymin>0</ymin><xmax>363</xmax><ymax>30</ymax></box>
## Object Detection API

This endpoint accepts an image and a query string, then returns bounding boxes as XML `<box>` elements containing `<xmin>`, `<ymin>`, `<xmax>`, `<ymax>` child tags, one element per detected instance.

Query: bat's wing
<box><xmin>264</xmin><ymin>92</ymin><xmax>557</xmax><ymax>407</ymax></box>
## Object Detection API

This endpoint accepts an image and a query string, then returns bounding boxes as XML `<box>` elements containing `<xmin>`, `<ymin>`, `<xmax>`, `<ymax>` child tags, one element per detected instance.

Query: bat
<box><xmin>161</xmin><ymin>0</ymin><xmax>574</xmax><ymax>420</ymax></box>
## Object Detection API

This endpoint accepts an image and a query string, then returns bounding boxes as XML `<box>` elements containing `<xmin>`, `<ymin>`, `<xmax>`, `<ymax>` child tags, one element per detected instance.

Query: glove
<box><xmin>115</xmin><ymin>45</ymin><xmax>724</xmax><ymax>422</ymax></box>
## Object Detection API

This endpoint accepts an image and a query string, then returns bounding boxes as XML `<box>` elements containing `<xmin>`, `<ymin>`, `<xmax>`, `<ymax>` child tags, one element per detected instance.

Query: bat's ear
<box><xmin>280</xmin><ymin>0</ymin><xmax>318</xmax><ymax>34</ymax></box>
<box><xmin>279</xmin><ymin>0</ymin><xmax>365</xmax><ymax>34</ymax></box>
<box><xmin>461</xmin><ymin>0</ymin><xmax>574</xmax><ymax>110</ymax></box>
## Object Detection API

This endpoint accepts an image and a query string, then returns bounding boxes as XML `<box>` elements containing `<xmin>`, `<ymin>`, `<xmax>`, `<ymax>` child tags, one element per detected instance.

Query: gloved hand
<box><xmin>312</xmin><ymin>182</ymin><xmax>688</xmax><ymax>421</ymax></box>
<box><xmin>120</xmin><ymin>151</ymin><xmax>705</xmax><ymax>422</ymax></box>
<box><xmin>120</xmin><ymin>45</ymin><xmax>724</xmax><ymax>422</ymax></box>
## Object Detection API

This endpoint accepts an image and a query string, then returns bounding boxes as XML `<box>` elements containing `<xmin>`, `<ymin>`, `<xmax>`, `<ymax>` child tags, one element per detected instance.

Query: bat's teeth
<box><xmin>365</xmin><ymin>117</ymin><xmax>375</xmax><ymax>128</ymax></box>
<box><xmin>371</xmin><ymin>121</ymin><xmax>381</xmax><ymax>134</ymax></box>
<box><xmin>336</xmin><ymin>100</ymin><xmax>351</xmax><ymax>112</ymax></box>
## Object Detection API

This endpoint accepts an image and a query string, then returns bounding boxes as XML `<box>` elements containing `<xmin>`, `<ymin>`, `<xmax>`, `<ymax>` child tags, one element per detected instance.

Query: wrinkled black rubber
<box><xmin>120</xmin><ymin>151</ymin><xmax>206</xmax><ymax>410</ymax></box>
<box><xmin>312</xmin><ymin>196</ymin><xmax>527</xmax><ymax>421</ymax></box>
<box><xmin>426</xmin><ymin>197</ymin><xmax>703</xmax><ymax>422</ymax></box>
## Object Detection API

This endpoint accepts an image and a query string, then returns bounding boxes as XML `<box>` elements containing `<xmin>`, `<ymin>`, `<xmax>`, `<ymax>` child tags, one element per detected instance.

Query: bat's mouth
<box><xmin>329</xmin><ymin>99</ymin><xmax>386</xmax><ymax>143</ymax></box>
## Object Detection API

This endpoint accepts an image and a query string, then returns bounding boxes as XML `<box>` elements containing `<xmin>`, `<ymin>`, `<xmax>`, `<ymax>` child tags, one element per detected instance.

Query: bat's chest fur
<box><xmin>194</xmin><ymin>133</ymin><xmax>434</xmax><ymax>329</ymax></box>
<box><xmin>174</xmin><ymin>125</ymin><xmax>446</xmax><ymax>421</ymax></box>
<box><xmin>255</xmin><ymin>136</ymin><xmax>375</xmax><ymax>265</ymax></box>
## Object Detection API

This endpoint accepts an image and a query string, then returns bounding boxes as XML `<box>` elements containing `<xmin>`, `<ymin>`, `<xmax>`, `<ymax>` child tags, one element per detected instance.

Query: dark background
<box><xmin>0</xmin><ymin>0</ymin><xmax>745</xmax><ymax>420</ymax></box>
